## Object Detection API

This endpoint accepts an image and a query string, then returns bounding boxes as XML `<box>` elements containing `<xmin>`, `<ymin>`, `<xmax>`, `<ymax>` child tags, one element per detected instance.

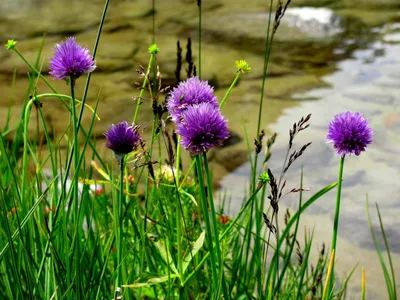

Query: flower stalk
<box><xmin>69</xmin><ymin>77</ymin><xmax>82</xmax><ymax>298</ymax></box>
<box><xmin>220</xmin><ymin>60</ymin><xmax>251</xmax><ymax>109</ymax></box>
<box><xmin>328</xmin><ymin>155</ymin><xmax>345</xmax><ymax>293</ymax></box>
<box><xmin>114</xmin><ymin>156</ymin><xmax>125</xmax><ymax>289</ymax></box>
<box><xmin>132</xmin><ymin>47</ymin><xmax>157</xmax><ymax>125</ymax></box>
<box><xmin>194</xmin><ymin>155</ymin><xmax>219</xmax><ymax>293</ymax></box>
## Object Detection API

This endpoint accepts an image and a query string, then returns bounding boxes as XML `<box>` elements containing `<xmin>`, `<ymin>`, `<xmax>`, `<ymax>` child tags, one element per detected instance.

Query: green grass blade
<box><xmin>375</xmin><ymin>203</ymin><xmax>397</xmax><ymax>300</ymax></box>
<box><xmin>366</xmin><ymin>196</ymin><xmax>394</xmax><ymax>299</ymax></box>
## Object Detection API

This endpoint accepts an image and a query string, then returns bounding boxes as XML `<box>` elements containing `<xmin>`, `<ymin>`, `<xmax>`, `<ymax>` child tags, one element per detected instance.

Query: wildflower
<box><xmin>5</xmin><ymin>39</ymin><xmax>17</xmax><ymax>50</ymax></box>
<box><xmin>122</xmin><ymin>174</ymin><xmax>134</xmax><ymax>185</ymax></box>
<box><xmin>176</xmin><ymin>102</ymin><xmax>229</xmax><ymax>155</ymax></box>
<box><xmin>95</xmin><ymin>188</ymin><xmax>104</xmax><ymax>196</ymax></box>
<box><xmin>49</xmin><ymin>37</ymin><xmax>96</xmax><ymax>80</ymax></box>
<box><xmin>327</xmin><ymin>111</ymin><xmax>373</xmax><ymax>156</ymax></box>
<box><xmin>148</xmin><ymin>43</ymin><xmax>160</xmax><ymax>55</ymax></box>
<box><xmin>156</xmin><ymin>165</ymin><xmax>177</xmax><ymax>183</ymax></box>
<box><xmin>220</xmin><ymin>215</ymin><xmax>230</xmax><ymax>224</ymax></box>
<box><xmin>167</xmin><ymin>76</ymin><xmax>219</xmax><ymax>122</ymax></box>
<box><xmin>235</xmin><ymin>60</ymin><xmax>251</xmax><ymax>74</ymax></box>
<box><xmin>104</xmin><ymin>121</ymin><xmax>141</xmax><ymax>162</ymax></box>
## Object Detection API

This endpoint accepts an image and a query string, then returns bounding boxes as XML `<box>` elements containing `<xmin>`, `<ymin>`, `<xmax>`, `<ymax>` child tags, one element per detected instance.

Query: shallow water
<box><xmin>220</xmin><ymin>24</ymin><xmax>400</xmax><ymax>298</ymax></box>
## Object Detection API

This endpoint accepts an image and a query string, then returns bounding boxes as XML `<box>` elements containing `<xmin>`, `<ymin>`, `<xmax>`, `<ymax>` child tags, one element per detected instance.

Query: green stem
<box><xmin>22</xmin><ymin>101</ymin><xmax>34</xmax><ymax>203</ymax></box>
<box><xmin>202</xmin><ymin>153</ymin><xmax>229</xmax><ymax>299</ymax></box>
<box><xmin>251</xmin><ymin>0</ymin><xmax>274</xmax><ymax>192</ymax></box>
<box><xmin>76</xmin><ymin>0</ymin><xmax>110</xmax><ymax>131</ymax></box>
<box><xmin>183</xmin><ymin>185</ymin><xmax>263</xmax><ymax>286</ymax></box>
<box><xmin>176</xmin><ymin>194</ymin><xmax>184</xmax><ymax>285</ymax></box>
<box><xmin>194</xmin><ymin>155</ymin><xmax>218</xmax><ymax>293</ymax></box>
<box><xmin>13</xmin><ymin>49</ymin><xmax>57</xmax><ymax>94</ymax></box>
<box><xmin>132</xmin><ymin>54</ymin><xmax>155</xmax><ymax>124</ymax></box>
<box><xmin>175</xmin><ymin>137</ymin><xmax>181</xmax><ymax>186</ymax></box>
<box><xmin>329</xmin><ymin>155</ymin><xmax>345</xmax><ymax>293</ymax></box>
<box><xmin>115</xmin><ymin>157</ymin><xmax>125</xmax><ymax>289</ymax></box>
<box><xmin>141</xmin><ymin>115</ymin><xmax>158</xmax><ymax>279</ymax></box>
<box><xmin>219</xmin><ymin>72</ymin><xmax>241</xmax><ymax>109</ymax></box>
<box><xmin>202</xmin><ymin>153</ymin><xmax>221</xmax><ymax>252</ymax></box>
<box><xmin>198</xmin><ymin>0</ymin><xmax>202</xmax><ymax>78</ymax></box>
<box><xmin>175</xmin><ymin>137</ymin><xmax>184</xmax><ymax>282</ymax></box>
<box><xmin>70</xmin><ymin>78</ymin><xmax>81</xmax><ymax>299</ymax></box>
<box><xmin>152</xmin><ymin>0</ymin><xmax>156</xmax><ymax>43</ymax></box>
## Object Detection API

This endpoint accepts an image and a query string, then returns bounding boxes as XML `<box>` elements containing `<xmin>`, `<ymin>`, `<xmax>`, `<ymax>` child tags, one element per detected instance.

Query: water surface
<box><xmin>221</xmin><ymin>23</ymin><xmax>400</xmax><ymax>298</ymax></box>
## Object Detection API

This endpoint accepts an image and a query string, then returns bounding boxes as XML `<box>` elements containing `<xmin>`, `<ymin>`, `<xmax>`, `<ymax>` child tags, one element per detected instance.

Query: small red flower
<box><xmin>220</xmin><ymin>215</ymin><xmax>230</xmax><ymax>224</ymax></box>
<box><xmin>123</xmin><ymin>174</ymin><xmax>134</xmax><ymax>185</ymax></box>
<box><xmin>95</xmin><ymin>188</ymin><xmax>104</xmax><ymax>195</ymax></box>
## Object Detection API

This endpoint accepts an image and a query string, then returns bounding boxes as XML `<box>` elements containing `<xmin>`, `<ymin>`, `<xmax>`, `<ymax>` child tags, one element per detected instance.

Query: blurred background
<box><xmin>0</xmin><ymin>0</ymin><xmax>399</xmax><ymax>297</ymax></box>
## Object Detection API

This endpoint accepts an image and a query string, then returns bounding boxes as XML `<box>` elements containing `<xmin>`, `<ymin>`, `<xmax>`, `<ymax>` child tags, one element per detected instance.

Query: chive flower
<box><xmin>49</xmin><ymin>37</ymin><xmax>96</xmax><ymax>80</ymax></box>
<box><xmin>167</xmin><ymin>76</ymin><xmax>219</xmax><ymax>122</ymax></box>
<box><xmin>327</xmin><ymin>111</ymin><xmax>373</xmax><ymax>156</ymax></box>
<box><xmin>104</xmin><ymin>121</ymin><xmax>141</xmax><ymax>159</ymax></box>
<box><xmin>176</xmin><ymin>103</ymin><xmax>229</xmax><ymax>155</ymax></box>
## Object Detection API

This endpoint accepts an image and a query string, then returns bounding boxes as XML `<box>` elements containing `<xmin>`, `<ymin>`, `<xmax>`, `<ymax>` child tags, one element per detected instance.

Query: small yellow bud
<box><xmin>235</xmin><ymin>60</ymin><xmax>251</xmax><ymax>74</ymax></box>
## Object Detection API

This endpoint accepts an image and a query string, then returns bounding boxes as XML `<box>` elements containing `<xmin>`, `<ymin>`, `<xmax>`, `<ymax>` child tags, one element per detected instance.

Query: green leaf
<box><xmin>179</xmin><ymin>188</ymin><xmax>198</xmax><ymax>206</ymax></box>
<box><xmin>148</xmin><ymin>235</ymin><xmax>179</xmax><ymax>275</ymax></box>
<box><xmin>123</xmin><ymin>274</ymin><xmax>179</xmax><ymax>288</ymax></box>
<box><xmin>182</xmin><ymin>231</ymin><xmax>205</xmax><ymax>273</ymax></box>
<box><xmin>279</xmin><ymin>181</ymin><xmax>338</xmax><ymax>248</ymax></box>
<box><xmin>366</xmin><ymin>197</ymin><xmax>394</xmax><ymax>299</ymax></box>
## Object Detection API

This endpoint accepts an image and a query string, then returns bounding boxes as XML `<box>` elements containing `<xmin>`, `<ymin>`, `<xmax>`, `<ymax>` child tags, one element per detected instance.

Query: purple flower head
<box><xmin>167</xmin><ymin>76</ymin><xmax>219</xmax><ymax>122</ymax></box>
<box><xmin>176</xmin><ymin>103</ymin><xmax>229</xmax><ymax>155</ymax></box>
<box><xmin>104</xmin><ymin>121</ymin><xmax>141</xmax><ymax>157</ymax></box>
<box><xmin>327</xmin><ymin>111</ymin><xmax>373</xmax><ymax>157</ymax></box>
<box><xmin>49</xmin><ymin>37</ymin><xmax>96</xmax><ymax>80</ymax></box>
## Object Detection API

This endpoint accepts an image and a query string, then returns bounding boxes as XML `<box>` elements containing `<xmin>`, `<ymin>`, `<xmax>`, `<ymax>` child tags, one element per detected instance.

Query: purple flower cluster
<box><xmin>49</xmin><ymin>37</ymin><xmax>96</xmax><ymax>80</ymax></box>
<box><xmin>167</xmin><ymin>77</ymin><xmax>229</xmax><ymax>155</ymax></box>
<box><xmin>104</xmin><ymin>121</ymin><xmax>141</xmax><ymax>156</ymax></box>
<box><xmin>167</xmin><ymin>77</ymin><xmax>219</xmax><ymax>123</ymax></box>
<box><xmin>327</xmin><ymin>111</ymin><xmax>373</xmax><ymax>156</ymax></box>
<box><xmin>176</xmin><ymin>103</ymin><xmax>229</xmax><ymax>155</ymax></box>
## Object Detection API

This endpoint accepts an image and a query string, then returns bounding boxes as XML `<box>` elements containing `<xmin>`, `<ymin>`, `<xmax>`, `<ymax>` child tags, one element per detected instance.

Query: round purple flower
<box><xmin>176</xmin><ymin>103</ymin><xmax>229</xmax><ymax>155</ymax></box>
<box><xmin>104</xmin><ymin>121</ymin><xmax>141</xmax><ymax>156</ymax></box>
<box><xmin>49</xmin><ymin>37</ymin><xmax>96</xmax><ymax>80</ymax></box>
<box><xmin>166</xmin><ymin>76</ymin><xmax>219</xmax><ymax>122</ymax></box>
<box><xmin>327</xmin><ymin>111</ymin><xmax>373</xmax><ymax>156</ymax></box>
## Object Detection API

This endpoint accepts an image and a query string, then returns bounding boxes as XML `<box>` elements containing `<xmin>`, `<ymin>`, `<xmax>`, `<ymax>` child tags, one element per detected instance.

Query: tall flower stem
<box><xmin>252</xmin><ymin>0</ymin><xmax>274</xmax><ymax>192</ymax></box>
<box><xmin>115</xmin><ymin>157</ymin><xmax>125</xmax><ymax>289</ymax></box>
<box><xmin>197</xmin><ymin>0</ymin><xmax>202</xmax><ymax>79</ymax></box>
<box><xmin>202</xmin><ymin>153</ymin><xmax>229</xmax><ymax>298</ymax></box>
<box><xmin>132</xmin><ymin>54</ymin><xmax>155</xmax><ymax>125</ymax></box>
<box><xmin>219</xmin><ymin>72</ymin><xmax>241</xmax><ymax>109</ymax></box>
<box><xmin>175</xmin><ymin>137</ymin><xmax>181</xmax><ymax>186</ymax></box>
<box><xmin>175</xmin><ymin>136</ymin><xmax>184</xmax><ymax>281</ymax></box>
<box><xmin>194</xmin><ymin>155</ymin><xmax>218</xmax><ymax>293</ymax></box>
<box><xmin>141</xmin><ymin>116</ymin><xmax>158</xmax><ymax>278</ymax></box>
<box><xmin>69</xmin><ymin>77</ymin><xmax>82</xmax><ymax>299</ymax></box>
<box><xmin>329</xmin><ymin>155</ymin><xmax>345</xmax><ymax>293</ymax></box>
<box><xmin>77</xmin><ymin>0</ymin><xmax>110</xmax><ymax>133</ymax></box>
